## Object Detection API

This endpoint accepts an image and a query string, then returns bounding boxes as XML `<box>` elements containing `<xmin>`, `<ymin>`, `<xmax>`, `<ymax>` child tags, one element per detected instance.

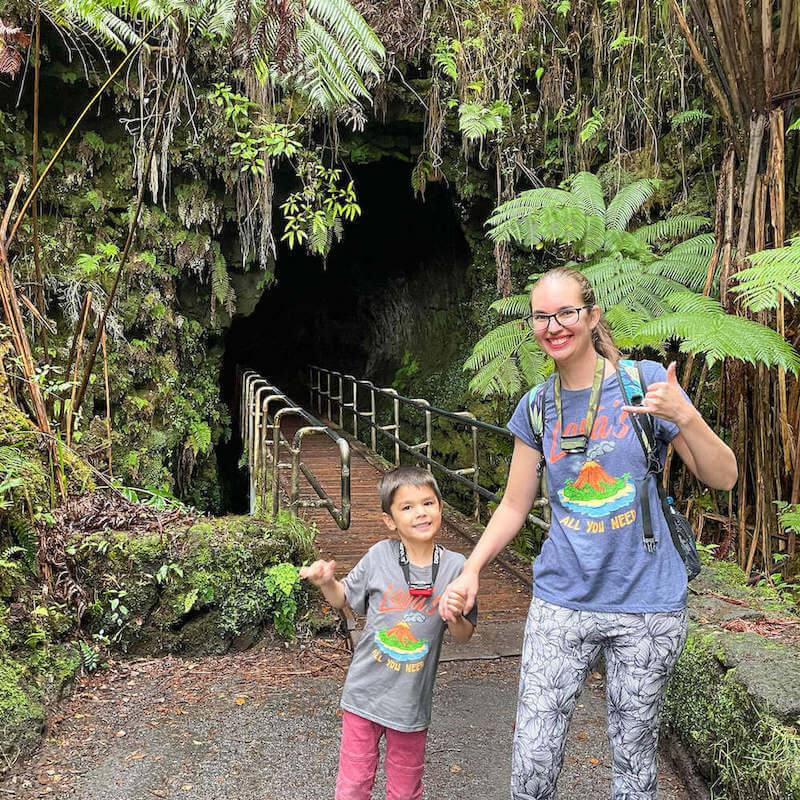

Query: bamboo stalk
<box><xmin>733</xmin><ymin>114</ymin><xmax>766</xmax><ymax>275</ymax></box>
<box><xmin>65</xmin><ymin>293</ymin><xmax>91</xmax><ymax>449</ymax></box>
<box><xmin>101</xmin><ymin>327</ymin><xmax>113</xmax><ymax>480</ymax></box>
<box><xmin>31</xmin><ymin>0</ymin><xmax>47</xmax><ymax>359</ymax></box>
<box><xmin>60</xmin><ymin>292</ymin><xmax>92</xmax><ymax>431</ymax></box>
<box><xmin>0</xmin><ymin>175</ymin><xmax>25</xmax><ymax>242</ymax></box>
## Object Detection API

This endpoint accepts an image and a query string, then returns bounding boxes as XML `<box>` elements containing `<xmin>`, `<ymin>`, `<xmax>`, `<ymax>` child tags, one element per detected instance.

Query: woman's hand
<box><xmin>621</xmin><ymin>362</ymin><xmax>693</xmax><ymax>427</ymax></box>
<box><xmin>438</xmin><ymin>569</ymin><xmax>479</xmax><ymax>623</ymax></box>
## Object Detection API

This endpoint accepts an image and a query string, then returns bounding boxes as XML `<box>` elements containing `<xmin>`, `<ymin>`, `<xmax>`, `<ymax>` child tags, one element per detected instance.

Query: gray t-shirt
<box><xmin>340</xmin><ymin>539</ymin><xmax>478</xmax><ymax>732</ymax></box>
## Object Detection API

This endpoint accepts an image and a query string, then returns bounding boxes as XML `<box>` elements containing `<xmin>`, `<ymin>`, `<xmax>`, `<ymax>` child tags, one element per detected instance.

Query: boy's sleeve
<box><xmin>463</xmin><ymin>600</ymin><xmax>478</xmax><ymax>627</ymax></box>
<box><xmin>341</xmin><ymin>549</ymin><xmax>371</xmax><ymax>615</ymax></box>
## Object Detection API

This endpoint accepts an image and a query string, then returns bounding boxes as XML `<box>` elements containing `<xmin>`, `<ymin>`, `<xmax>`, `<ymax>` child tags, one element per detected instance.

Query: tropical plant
<box><xmin>466</xmin><ymin>172</ymin><xmax>800</xmax><ymax>397</ymax></box>
<box><xmin>45</xmin><ymin>0</ymin><xmax>385</xmax><ymax>114</ymax></box>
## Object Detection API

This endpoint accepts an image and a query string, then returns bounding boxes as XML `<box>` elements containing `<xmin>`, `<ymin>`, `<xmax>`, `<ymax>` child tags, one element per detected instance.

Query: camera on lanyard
<box><xmin>398</xmin><ymin>541</ymin><xmax>441</xmax><ymax>597</ymax></box>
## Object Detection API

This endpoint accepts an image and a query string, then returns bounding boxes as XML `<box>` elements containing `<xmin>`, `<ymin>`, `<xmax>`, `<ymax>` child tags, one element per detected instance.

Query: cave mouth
<box><xmin>217</xmin><ymin>157</ymin><xmax>473</xmax><ymax>513</ymax></box>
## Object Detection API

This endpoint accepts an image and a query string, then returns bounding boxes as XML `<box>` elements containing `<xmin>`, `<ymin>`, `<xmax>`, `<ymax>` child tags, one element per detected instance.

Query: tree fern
<box><xmin>730</xmin><ymin>241</ymin><xmax>800</xmax><ymax>311</ymax></box>
<box><xmin>633</xmin><ymin>292</ymin><xmax>800</xmax><ymax>372</ymax></box>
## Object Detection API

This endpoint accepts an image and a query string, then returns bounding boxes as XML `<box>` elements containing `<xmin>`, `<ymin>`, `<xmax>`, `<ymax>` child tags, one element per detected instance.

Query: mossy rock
<box><xmin>74</xmin><ymin>514</ymin><xmax>315</xmax><ymax>656</ymax></box>
<box><xmin>665</xmin><ymin>559</ymin><xmax>800</xmax><ymax>798</ymax></box>
<box><xmin>0</xmin><ymin>642</ymin><xmax>80</xmax><ymax>768</ymax></box>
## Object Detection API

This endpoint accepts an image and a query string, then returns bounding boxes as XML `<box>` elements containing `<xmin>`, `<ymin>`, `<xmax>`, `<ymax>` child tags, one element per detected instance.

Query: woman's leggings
<box><xmin>511</xmin><ymin>596</ymin><xmax>688</xmax><ymax>800</ymax></box>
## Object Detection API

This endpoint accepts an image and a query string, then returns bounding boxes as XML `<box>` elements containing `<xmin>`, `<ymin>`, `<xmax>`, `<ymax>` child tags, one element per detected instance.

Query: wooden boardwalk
<box><xmin>278</xmin><ymin>418</ymin><xmax>532</xmax><ymax>619</ymax></box>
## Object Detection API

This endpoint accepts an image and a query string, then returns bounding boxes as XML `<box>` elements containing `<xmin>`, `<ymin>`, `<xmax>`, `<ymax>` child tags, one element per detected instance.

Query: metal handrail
<box><xmin>308</xmin><ymin>365</ymin><xmax>549</xmax><ymax>531</ymax></box>
<box><xmin>238</xmin><ymin>367</ymin><xmax>351</xmax><ymax>529</ymax></box>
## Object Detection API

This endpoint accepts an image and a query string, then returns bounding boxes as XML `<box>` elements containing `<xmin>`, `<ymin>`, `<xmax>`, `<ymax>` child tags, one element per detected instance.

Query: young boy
<box><xmin>300</xmin><ymin>466</ymin><xmax>477</xmax><ymax>800</ymax></box>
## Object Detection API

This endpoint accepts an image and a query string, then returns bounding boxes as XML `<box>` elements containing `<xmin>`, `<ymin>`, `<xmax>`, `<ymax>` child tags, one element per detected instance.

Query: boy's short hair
<box><xmin>378</xmin><ymin>466</ymin><xmax>442</xmax><ymax>514</ymax></box>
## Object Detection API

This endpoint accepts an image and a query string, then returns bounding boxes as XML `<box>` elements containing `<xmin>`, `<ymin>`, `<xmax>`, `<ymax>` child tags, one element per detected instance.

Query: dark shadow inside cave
<box><xmin>217</xmin><ymin>157</ymin><xmax>472</xmax><ymax>512</ymax></box>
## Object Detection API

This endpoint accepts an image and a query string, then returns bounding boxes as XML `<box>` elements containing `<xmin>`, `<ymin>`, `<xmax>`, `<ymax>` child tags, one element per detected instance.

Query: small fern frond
<box><xmin>487</xmin><ymin>189</ymin><xmax>581</xmax><ymax>243</ymax></box>
<box><xmin>489</xmin><ymin>294</ymin><xmax>531</xmax><ymax>317</ymax></box>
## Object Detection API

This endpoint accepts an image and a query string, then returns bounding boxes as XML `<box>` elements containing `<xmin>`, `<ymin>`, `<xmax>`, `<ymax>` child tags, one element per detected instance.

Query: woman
<box><xmin>439</xmin><ymin>266</ymin><xmax>737</xmax><ymax>800</ymax></box>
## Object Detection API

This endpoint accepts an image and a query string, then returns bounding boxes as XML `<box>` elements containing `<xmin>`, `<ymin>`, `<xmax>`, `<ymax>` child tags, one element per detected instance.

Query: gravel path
<box><xmin>1</xmin><ymin>640</ymin><xmax>691</xmax><ymax>800</ymax></box>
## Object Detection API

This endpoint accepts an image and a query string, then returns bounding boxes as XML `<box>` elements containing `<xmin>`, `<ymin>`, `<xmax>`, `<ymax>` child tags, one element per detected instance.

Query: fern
<box><xmin>9</xmin><ymin>516</ymin><xmax>38</xmax><ymax>571</ymax></box>
<box><xmin>634</xmin><ymin>216</ymin><xmax>710</xmax><ymax>245</ymax></box>
<box><xmin>569</xmin><ymin>172</ymin><xmax>605</xmax><ymax>217</ymax></box>
<box><xmin>470</xmin><ymin>170</ymin><xmax>721</xmax><ymax>397</ymax></box>
<box><xmin>579</xmin><ymin>108</ymin><xmax>604</xmax><ymax>144</ymax></box>
<box><xmin>458</xmin><ymin>100</ymin><xmax>511</xmax><ymax>141</ymax></box>
<box><xmin>634</xmin><ymin>293</ymin><xmax>800</xmax><ymax>372</ymax></box>
<box><xmin>671</xmin><ymin>109</ymin><xmax>711</xmax><ymax>128</ymax></box>
<box><xmin>730</xmin><ymin>243</ymin><xmax>800</xmax><ymax>311</ymax></box>
<box><xmin>490</xmin><ymin>294</ymin><xmax>532</xmax><ymax>317</ymax></box>
<box><xmin>604</xmin><ymin>179</ymin><xmax>659</xmax><ymax>230</ymax></box>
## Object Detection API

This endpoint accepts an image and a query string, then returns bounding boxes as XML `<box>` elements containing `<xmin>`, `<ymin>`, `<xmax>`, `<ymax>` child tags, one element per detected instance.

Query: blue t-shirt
<box><xmin>507</xmin><ymin>360</ymin><xmax>688</xmax><ymax>613</ymax></box>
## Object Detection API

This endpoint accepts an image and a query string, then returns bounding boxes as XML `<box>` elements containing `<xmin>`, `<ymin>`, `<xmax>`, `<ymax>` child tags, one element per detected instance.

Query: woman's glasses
<box><xmin>525</xmin><ymin>305</ymin><xmax>592</xmax><ymax>332</ymax></box>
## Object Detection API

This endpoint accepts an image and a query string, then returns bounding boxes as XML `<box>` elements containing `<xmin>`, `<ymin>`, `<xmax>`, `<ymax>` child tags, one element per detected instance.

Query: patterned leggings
<box><xmin>511</xmin><ymin>596</ymin><xmax>687</xmax><ymax>800</ymax></box>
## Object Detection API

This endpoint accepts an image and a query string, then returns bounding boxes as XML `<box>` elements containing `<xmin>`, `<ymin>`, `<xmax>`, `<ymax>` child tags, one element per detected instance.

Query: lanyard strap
<box><xmin>398</xmin><ymin>541</ymin><xmax>441</xmax><ymax>589</ymax></box>
<box><xmin>554</xmin><ymin>356</ymin><xmax>605</xmax><ymax>453</ymax></box>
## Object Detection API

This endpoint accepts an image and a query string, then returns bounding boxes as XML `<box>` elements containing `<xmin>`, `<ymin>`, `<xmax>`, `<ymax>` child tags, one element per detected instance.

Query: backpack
<box><xmin>526</xmin><ymin>359</ymin><xmax>701</xmax><ymax>580</ymax></box>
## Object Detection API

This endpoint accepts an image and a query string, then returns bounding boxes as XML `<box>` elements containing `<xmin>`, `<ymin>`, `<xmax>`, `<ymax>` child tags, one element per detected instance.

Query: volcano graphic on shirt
<box><xmin>558</xmin><ymin>460</ymin><xmax>636</xmax><ymax>518</ymax></box>
<box><xmin>374</xmin><ymin>621</ymin><xmax>430</xmax><ymax>662</ymax></box>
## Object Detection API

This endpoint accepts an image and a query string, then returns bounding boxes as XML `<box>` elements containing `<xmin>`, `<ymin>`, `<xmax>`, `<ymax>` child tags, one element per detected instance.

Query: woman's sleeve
<box><xmin>507</xmin><ymin>391</ymin><xmax>542</xmax><ymax>453</ymax></box>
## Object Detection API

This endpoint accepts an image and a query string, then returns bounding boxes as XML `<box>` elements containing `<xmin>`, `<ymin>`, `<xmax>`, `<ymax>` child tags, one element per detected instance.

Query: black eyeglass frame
<box><xmin>525</xmin><ymin>305</ymin><xmax>593</xmax><ymax>332</ymax></box>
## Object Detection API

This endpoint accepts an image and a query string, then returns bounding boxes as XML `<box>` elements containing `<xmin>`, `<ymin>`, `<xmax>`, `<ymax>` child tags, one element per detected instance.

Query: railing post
<box><xmin>327</xmin><ymin>371</ymin><xmax>332</xmax><ymax>421</ymax></box>
<box><xmin>351</xmin><ymin>378</ymin><xmax>358</xmax><ymax>438</ymax></box>
<box><xmin>471</xmin><ymin>424</ymin><xmax>479</xmax><ymax>520</ymax></box>
<box><xmin>369</xmin><ymin>383</ymin><xmax>376</xmax><ymax>451</ymax></box>
<box><xmin>338</xmin><ymin>373</ymin><xmax>344</xmax><ymax>429</ymax></box>
<box><xmin>391</xmin><ymin>390</ymin><xmax>400</xmax><ymax>465</ymax></box>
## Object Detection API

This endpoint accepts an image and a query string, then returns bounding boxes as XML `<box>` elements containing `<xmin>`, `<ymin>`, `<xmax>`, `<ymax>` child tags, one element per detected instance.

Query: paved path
<box><xmin>1</xmin><ymin>643</ymin><xmax>691</xmax><ymax>800</ymax></box>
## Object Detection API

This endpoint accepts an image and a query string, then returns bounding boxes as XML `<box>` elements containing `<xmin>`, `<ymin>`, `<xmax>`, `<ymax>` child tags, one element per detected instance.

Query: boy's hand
<box><xmin>444</xmin><ymin>588</ymin><xmax>467</xmax><ymax>618</ymax></box>
<box><xmin>439</xmin><ymin>570</ymin><xmax>478</xmax><ymax>622</ymax></box>
<box><xmin>299</xmin><ymin>559</ymin><xmax>337</xmax><ymax>588</ymax></box>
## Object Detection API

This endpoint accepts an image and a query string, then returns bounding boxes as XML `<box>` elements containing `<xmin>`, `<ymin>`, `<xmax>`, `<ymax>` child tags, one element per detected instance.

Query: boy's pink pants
<box><xmin>335</xmin><ymin>710</ymin><xmax>428</xmax><ymax>800</ymax></box>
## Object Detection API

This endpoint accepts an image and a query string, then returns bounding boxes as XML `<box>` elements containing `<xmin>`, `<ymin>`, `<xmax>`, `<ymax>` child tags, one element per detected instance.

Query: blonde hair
<box><xmin>532</xmin><ymin>266</ymin><xmax>620</xmax><ymax>364</ymax></box>
<box><xmin>378</xmin><ymin>466</ymin><xmax>442</xmax><ymax>514</ymax></box>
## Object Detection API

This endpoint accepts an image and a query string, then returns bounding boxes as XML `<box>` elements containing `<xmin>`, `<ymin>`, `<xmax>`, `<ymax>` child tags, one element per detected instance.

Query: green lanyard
<box><xmin>554</xmin><ymin>356</ymin><xmax>605</xmax><ymax>453</ymax></box>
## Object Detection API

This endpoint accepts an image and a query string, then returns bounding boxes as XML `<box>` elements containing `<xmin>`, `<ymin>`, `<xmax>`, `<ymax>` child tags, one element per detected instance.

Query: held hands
<box><xmin>621</xmin><ymin>361</ymin><xmax>693</xmax><ymax>427</ymax></box>
<box><xmin>299</xmin><ymin>559</ymin><xmax>337</xmax><ymax>588</ymax></box>
<box><xmin>438</xmin><ymin>569</ymin><xmax>479</xmax><ymax>623</ymax></box>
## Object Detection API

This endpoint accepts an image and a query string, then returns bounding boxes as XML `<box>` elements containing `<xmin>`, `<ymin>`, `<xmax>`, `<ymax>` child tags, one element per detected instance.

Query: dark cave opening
<box><xmin>217</xmin><ymin>157</ymin><xmax>473</xmax><ymax>512</ymax></box>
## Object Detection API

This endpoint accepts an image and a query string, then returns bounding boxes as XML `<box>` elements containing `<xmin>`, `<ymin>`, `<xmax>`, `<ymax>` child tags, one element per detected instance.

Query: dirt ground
<box><xmin>1</xmin><ymin>637</ymin><xmax>693</xmax><ymax>800</ymax></box>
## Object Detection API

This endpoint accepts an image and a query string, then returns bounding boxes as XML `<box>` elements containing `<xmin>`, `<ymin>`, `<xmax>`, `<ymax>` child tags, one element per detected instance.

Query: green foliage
<box><xmin>730</xmin><ymin>240</ymin><xmax>800</xmax><ymax>311</ymax></box>
<box><xmin>52</xmin><ymin>0</ymin><xmax>385</xmax><ymax>113</ymax></box>
<box><xmin>458</xmin><ymin>100</ymin><xmax>511</xmax><ymax>141</ymax></box>
<box><xmin>280</xmin><ymin>163</ymin><xmax>360</xmax><ymax>257</ymax></box>
<box><xmin>579</xmin><ymin>107</ymin><xmax>604</xmax><ymax>144</ymax></box>
<box><xmin>469</xmin><ymin>172</ymin><xmax>715</xmax><ymax>396</ymax></box>
<box><xmin>432</xmin><ymin>37</ymin><xmax>459</xmax><ymax>81</ymax></box>
<box><xmin>632</xmin><ymin>293</ymin><xmax>800</xmax><ymax>373</ymax></box>
<box><xmin>671</xmin><ymin>109</ymin><xmax>711</xmax><ymax>128</ymax></box>
<box><xmin>263</xmin><ymin>563</ymin><xmax>301</xmax><ymax>638</ymax></box>
<box><xmin>469</xmin><ymin>169</ymin><xmax>799</xmax><ymax>397</ymax></box>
